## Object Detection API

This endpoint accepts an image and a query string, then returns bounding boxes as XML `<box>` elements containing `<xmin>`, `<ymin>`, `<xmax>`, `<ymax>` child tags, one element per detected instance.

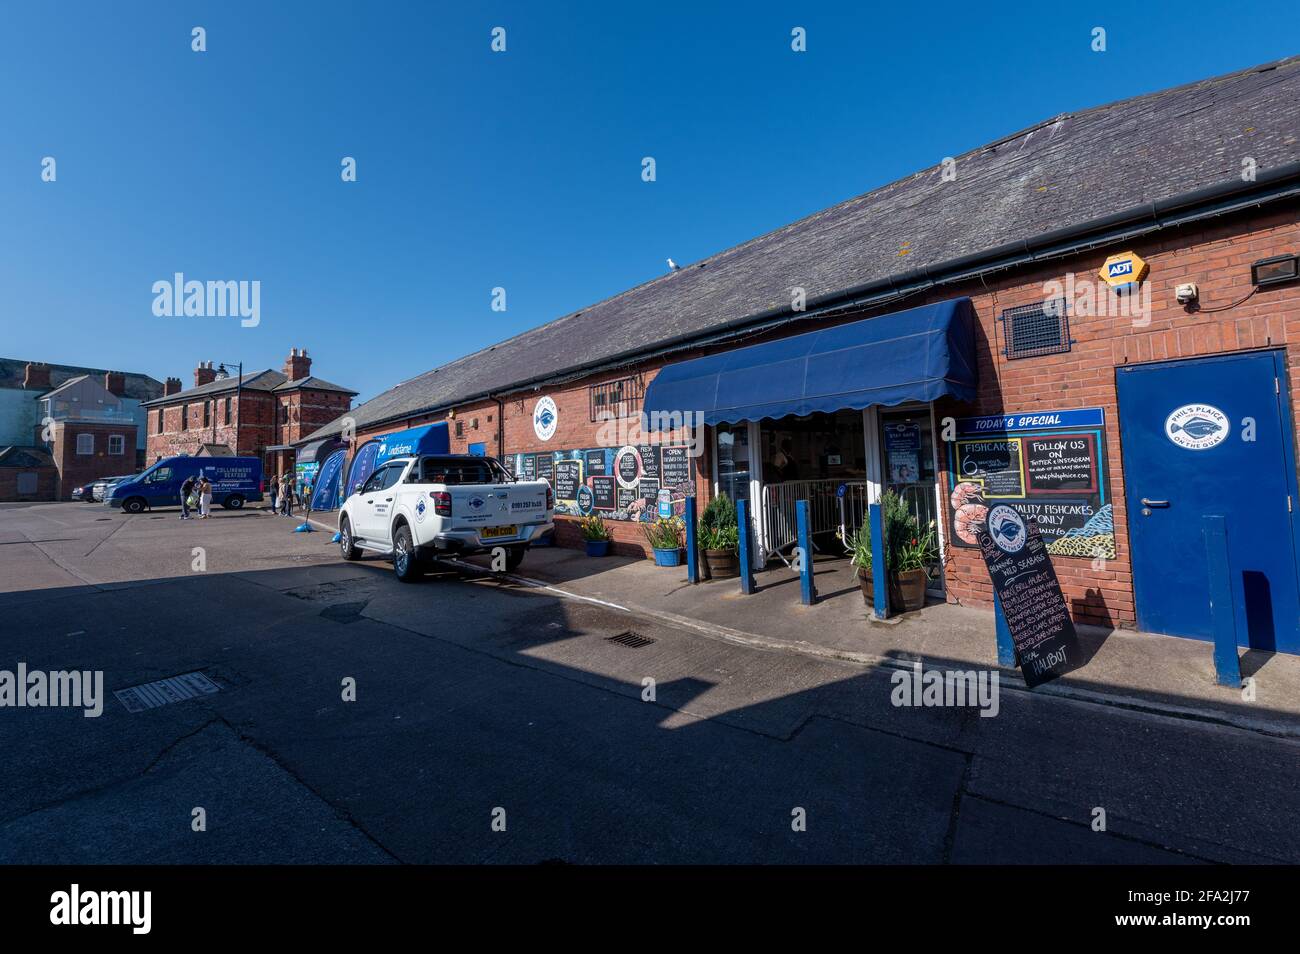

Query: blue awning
<box><xmin>642</xmin><ymin>298</ymin><xmax>978</xmax><ymax>425</ymax></box>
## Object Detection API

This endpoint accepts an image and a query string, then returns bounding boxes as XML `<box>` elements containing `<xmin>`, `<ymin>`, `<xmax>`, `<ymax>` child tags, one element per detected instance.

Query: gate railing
<box><xmin>761</xmin><ymin>479</ymin><xmax>868</xmax><ymax>564</ymax></box>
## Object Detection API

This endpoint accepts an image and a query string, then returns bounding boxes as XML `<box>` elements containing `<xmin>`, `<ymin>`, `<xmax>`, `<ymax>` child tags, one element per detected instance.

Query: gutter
<box><xmin>313</xmin><ymin>161</ymin><xmax>1300</xmax><ymax>439</ymax></box>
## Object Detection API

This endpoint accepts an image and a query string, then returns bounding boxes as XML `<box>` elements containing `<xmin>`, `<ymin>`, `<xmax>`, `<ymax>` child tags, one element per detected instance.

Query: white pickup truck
<box><xmin>337</xmin><ymin>454</ymin><xmax>553</xmax><ymax>582</ymax></box>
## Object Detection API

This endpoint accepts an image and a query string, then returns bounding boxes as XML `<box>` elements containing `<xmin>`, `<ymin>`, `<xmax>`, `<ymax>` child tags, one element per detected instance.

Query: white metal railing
<box><xmin>760</xmin><ymin>478</ymin><xmax>867</xmax><ymax>564</ymax></box>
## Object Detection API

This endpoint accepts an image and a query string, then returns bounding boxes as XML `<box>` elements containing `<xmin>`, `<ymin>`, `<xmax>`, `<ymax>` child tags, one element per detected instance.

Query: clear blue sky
<box><xmin>2</xmin><ymin>1</ymin><xmax>1293</xmax><ymax>404</ymax></box>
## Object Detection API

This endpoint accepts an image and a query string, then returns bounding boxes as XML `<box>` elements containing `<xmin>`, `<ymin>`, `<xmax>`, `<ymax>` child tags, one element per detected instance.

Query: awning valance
<box><xmin>642</xmin><ymin>298</ymin><xmax>978</xmax><ymax>425</ymax></box>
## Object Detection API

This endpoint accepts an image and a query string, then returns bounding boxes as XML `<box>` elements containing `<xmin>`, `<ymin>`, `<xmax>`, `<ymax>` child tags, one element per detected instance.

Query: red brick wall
<box><xmin>0</xmin><ymin>467</ymin><xmax>57</xmax><ymax>501</ymax></box>
<box><xmin>53</xmin><ymin>421</ymin><xmax>137</xmax><ymax>499</ymax></box>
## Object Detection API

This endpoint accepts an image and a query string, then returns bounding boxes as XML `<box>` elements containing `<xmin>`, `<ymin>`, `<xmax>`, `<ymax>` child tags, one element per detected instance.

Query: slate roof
<box><xmin>304</xmin><ymin>55</ymin><xmax>1300</xmax><ymax>442</ymax></box>
<box><xmin>0</xmin><ymin>446</ymin><xmax>56</xmax><ymax>469</ymax></box>
<box><xmin>0</xmin><ymin>360</ymin><xmax>162</xmax><ymax>402</ymax></box>
<box><xmin>141</xmin><ymin>369</ymin><xmax>286</xmax><ymax>406</ymax></box>
<box><xmin>272</xmin><ymin>375</ymin><xmax>357</xmax><ymax>395</ymax></box>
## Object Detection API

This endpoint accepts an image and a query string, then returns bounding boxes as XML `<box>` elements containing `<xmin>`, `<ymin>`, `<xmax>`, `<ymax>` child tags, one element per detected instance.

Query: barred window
<box><xmin>590</xmin><ymin>375</ymin><xmax>644</xmax><ymax>421</ymax></box>
<box><xmin>1000</xmin><ymin>299</ymin><xmax>1071</xmax><ymax>360</ymax></box>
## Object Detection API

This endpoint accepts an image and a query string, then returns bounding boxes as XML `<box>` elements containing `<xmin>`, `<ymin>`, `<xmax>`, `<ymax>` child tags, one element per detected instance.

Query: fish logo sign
<box><xmin>468</xmin><ymin>495</ymin><xmax>486</xmax><ymax>511</ymax></box>
<box><xmin>1165</xmin><ymin>404</ymin><xmax>1229</xmax><ymax>450</ymax></box>
<box><xmin>533</xmin><ymin>396</ymin><xmax>558</xmax><ymax>442</ymax></box>
<box><xmin>986</xmin><ymin>505</ymin><xmax>1027</xmax><ymax>554</ymax></box>
<box><xmin>415</xmin><ymin>497</ymin><xmax>427</xmax><ymax>523</ymax></box>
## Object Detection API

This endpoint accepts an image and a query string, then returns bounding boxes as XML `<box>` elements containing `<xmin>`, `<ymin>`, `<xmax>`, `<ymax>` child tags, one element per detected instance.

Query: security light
<box><xmin>1252</xmin><ymin>254</ymin><xmax>1299</xmax><ymax>287</ymax></box>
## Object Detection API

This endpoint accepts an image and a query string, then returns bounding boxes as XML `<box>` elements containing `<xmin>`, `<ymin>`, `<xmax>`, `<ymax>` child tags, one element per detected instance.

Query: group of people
<box><xmin>268</xmin><ymin>473</ymin><xmax>307</xmax><ymax>517</ymax></box>
<box><xmin>179</xmin><ymin>474</ymin><xmax>213</xmax><ymax>520</ymax></box>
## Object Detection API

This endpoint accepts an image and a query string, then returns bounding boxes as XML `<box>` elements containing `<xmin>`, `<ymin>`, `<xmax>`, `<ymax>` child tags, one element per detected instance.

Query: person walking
<box><xmin>280</xmin><ymin>474</ymin><xmax>293</xmax><ymax>517</ymax></box>
<box><xmin>268</xmin><ymin>475</ymin><xmax>278</xmax><ymax>514</ymax></box>
<box><xmin>198</xmin><ymin>474</ymin><xmax>213</xmax><ymax>519</ymax></box>
<box><xmin>179</xmin><ymin>474</ymin><xmax>196</xmax><ymax>520</ymax></box>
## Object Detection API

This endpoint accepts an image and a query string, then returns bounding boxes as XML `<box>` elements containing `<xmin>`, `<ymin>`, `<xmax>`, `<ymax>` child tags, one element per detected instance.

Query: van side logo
<box><xmin>1165</xmin><ymin>404</ymin><xmax>1229</xmax><ymax>450</ymax></box>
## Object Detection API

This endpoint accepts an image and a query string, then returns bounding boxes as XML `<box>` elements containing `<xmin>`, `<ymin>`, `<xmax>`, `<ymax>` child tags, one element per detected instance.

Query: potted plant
<box><xmin>698</xmin><ymin>494</ymin><xmax>740</xmax><ymax>578</ymax></box>
<box><xmin>642</xmin><ymin>516</ymin><xmax>684</xmax><ymax>567</ymax></box>
<box><xmin>580</xmin><ymin>514</ymin><xmax>611</xmax><ymax>557</ymax></box>
<box><xmin>845</xmin><ymin>491</ymin><xmax>937</xmax><ymax>612</ymax></box>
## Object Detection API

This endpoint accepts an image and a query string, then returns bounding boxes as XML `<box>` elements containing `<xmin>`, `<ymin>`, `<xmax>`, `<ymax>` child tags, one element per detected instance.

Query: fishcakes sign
<box><xmin>947</xmin><ymin>407</ymin><xmax>1114</xmax><ymax>560</ymax></box>
<box><xmin>977</xmin><ymin>506</ymin><xmax>1082</xmax><ymax>688</ymax></box>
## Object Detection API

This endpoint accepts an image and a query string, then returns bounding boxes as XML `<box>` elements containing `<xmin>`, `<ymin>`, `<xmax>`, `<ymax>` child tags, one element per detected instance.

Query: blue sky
<box><xmin>1</xmin><ymin>1</ymin><xmax>1293</xmax><ymax>403</ymax></box>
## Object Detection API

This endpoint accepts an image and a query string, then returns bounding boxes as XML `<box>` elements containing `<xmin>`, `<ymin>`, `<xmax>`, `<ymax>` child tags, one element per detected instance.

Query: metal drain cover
<box><xmin>114</xmin><ymin>671</ymin><xmax>220</xmax><ymax>713</ymax></box>
<box><xmin>606</xmin><ymin>630</ymin><xmax>655</xmax><ymax>648</ymax></box>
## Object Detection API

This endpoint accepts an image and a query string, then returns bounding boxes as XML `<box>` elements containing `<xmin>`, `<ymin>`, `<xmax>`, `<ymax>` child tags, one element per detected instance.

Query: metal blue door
<box><xmin>1116</xmin><ymin>350</ymin><xmax>1300</xmax><ymax>652</ymax></box>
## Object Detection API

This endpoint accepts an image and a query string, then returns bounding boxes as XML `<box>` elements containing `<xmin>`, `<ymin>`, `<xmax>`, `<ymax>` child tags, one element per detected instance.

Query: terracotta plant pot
<box><xmin>894</xmin><ymin>567</ymin><xmax>928</xmax><ymax>612</ymax></box>
<box><xmin>703</xmin><ymin>547</ymin><xmax>738</xmax><ymax>578</ymax></box>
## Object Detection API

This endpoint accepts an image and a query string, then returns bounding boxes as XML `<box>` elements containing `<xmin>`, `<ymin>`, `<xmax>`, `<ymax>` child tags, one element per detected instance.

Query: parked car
<box><xmin>337</xmin><ymin>454</ymin><xmax>553</xmax><ymax>582</ymax></box>
<box><xmin>108</xmin><ymin>456</ymin><xmax>264</xmax><ymax>513</ymax></box>
<box><xmin>70</xmin><ymin>484</ymin><xmax>91</xmax><ymax>502</ymax></box>
<box><xmin>91</xmin><ymin>475</ymin><xmax>134</xmax><ymax>502</ymax></box>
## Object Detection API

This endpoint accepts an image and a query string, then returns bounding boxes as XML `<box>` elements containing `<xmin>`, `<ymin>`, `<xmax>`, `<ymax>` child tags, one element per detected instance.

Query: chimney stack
<box><xmin>194</xmin><ymin>360</ymin><xmax>217</xmax><ymax>388</ymax></box>
<box><xmin>23</xmin><ymin>361</ymin><xmax>52</xmax><ymax>391</ymax></box>
<box><xmin>104</xmin><ymin>370</ymin><xmax>126</xmax><ymax>397</ymax></box>
<box><xmin>164</xmin><ymin>377</ymin><xmax>183</xmax><ymax>396</ymax></box>
<box><xmin>283</xmin><ymin>347</ymin><xmax>312</xmax><ymax>382</ymax></box>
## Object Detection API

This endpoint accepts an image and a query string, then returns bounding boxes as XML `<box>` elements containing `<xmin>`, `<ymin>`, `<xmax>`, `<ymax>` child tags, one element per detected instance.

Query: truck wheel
<box><xmin>338</xmin><ymin>518</ymin><xmax>360</xmax><ymax>561</ymax></box>
<box><xmin>505</xmin><ymin>545</ymin><xmax>526</xmax><ymax>572</ymax></box>
<box><xmin>122</xmin><ymin>497</ymin><xmax>147</xmax><ymax>514</ymax></box>
<box><xmin>392</xmin><ymin>525</ymin><xmax>423</xmax><ymax>582</ymax></box>
<box><xmin>223</xmin><ymin>494</ymin><xmax>245</xmax><ymax>510</ymax></box>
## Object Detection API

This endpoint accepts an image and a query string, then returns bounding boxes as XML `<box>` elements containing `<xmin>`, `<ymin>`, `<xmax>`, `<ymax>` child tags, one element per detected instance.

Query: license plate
<box><xmin>481</xmin><ymin>525</ymin><xmax>517</xmax><ymax>539</ymax></box>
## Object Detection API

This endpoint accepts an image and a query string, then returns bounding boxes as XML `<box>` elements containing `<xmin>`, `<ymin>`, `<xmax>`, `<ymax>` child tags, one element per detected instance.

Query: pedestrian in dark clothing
<box><xmin>269</xmin><ymin>477</ymin><xmax>278</xmax><ymax>513</ymax></box>
<box><xmin>180</xmin><ymin>475</ymin><xmax>196</xmax><ymax>520</ymax></box>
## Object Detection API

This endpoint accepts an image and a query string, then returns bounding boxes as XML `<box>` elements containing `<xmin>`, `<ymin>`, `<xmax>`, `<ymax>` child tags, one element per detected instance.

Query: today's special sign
<box><xmin>975</xmin><ymin>505</ymin><xmax>1082</xmax><ymax>688</ymax></box>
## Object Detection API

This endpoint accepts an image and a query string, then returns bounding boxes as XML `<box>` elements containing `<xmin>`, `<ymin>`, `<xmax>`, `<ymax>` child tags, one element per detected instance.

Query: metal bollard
<box><xmin>737</xmin><ymin>498</ymin><xmax>756</xmax><ymax>595</ymax></box>
<box><xmin>796</xmin><ymin>499</ymin><xmax>816</xmax><ymax>605</ymax></box>
<box><xmin>685</xmin><ymin>496</ymin><xmax>699</xmax><ymax>584</ymax></box>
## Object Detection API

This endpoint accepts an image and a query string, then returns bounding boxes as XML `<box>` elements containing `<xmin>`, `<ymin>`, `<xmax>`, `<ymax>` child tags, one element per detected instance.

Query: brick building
<box><xmin>0</xmin><ymin>359</ymin><xmax>163</xmax><ymax>500</ymax></box>
<box><xmin>300</xmin><ymin>57</ymin><xmax>1300</xmax><ymax>654</ymax></box>
<box><xmin>142</xmin><ymin>349</ymin><xmax>357</xmax><ymax>479</ymax></box>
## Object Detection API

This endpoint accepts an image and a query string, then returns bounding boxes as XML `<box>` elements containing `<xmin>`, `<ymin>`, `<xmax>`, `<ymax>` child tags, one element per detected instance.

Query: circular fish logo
<box><xmin>415</xmin><ymin>497</ymin><xmax>427</xmax><ymax>523</ymax></box>
<box><xmin>1165</xmin><ymin>404</ymin><xmax>1229</xmax><ymax>450</ymax></box>
<box><xmin>986</xmin><ymin>505</ymin><xmax>1027</xmax><ymax>554</ymax></box>
<box><xmin>533</xmin><ymin>396</ymin><xmax>558</xmax><ymax>442</ymax></box>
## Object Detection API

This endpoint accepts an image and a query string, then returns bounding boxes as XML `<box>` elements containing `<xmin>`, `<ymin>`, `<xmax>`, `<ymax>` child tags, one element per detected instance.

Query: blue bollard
<box><xmin>737</xmin><ymin>498</ymin><xmax>755</xmax><ymax>595</ymax></box>
<box><xmin>1203</xmin><ymin>515</ymin><xmax>1243</xmax><ymax>688</ymax></box>
<box><xmin>685</xmin><ymin>496</ymin><xmax>700</xmax><ymax>584</ymax></box>
<box><xmin>796</xmin><ymin>498</ymin><xmax>816</xmax><ymax>605</ymax></box>
<box><xmin>994</xmin><ymin>593</ymin><xmax>1016</xmax><ymax>667</ymax></box>
<box><xmin>869</xmin><ymin>502</ymin><xmax>888</xmax><ymax>619</ymax></box>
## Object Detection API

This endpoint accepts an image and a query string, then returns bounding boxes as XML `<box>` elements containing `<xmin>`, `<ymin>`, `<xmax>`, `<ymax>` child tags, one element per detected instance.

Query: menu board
<box><xmin>659</xmin><ymin>446</ymin><xmax>691</xmax><ymax>490</ymax></box>
<box><xmin>591</xmin><ymin>475</ymin><xmax>617</xmax><ymax>511</ymax></box>
<box><xmin>554</xmin><ymin>459</ymin><xmax>582</xmax><ymax>502</ymax></box>
<box><xmin>638</xmin><ymin>477</ymin><xmax>659</xmax><ymax>504</ymax></box>
<box><xmin>519</xmin><ymin>454</ymin><xmax>536</xmax><ymax>480</ymax></box>
<box><xmin>585</xmin><ymin>449</ymin><xmax>607</xmax><ymax>477</ymax></box>
<box><xmin>976</xmin><ymin>507</ymin><xmax>1082</xmax><ymax>688</ymax></box>
<box><xmin>534</xmin><ymin>454</ymin><xmax>554</xmax><ymax>485</ymax></box>
<box><xmin>637</xmin><ymin>445</ymin><xmax>660</xmax><ymax>480</ymax></box>
<box><xmin>616</xmin><ymin>485</ymin><xmax>640</xmax><ymax>513</ymax></box>
<box><xmin>884</xmin><ymin>421</ymin><xmax>921</xmax><ymax>484</ymax></box>
<box><xmin>948</xmin><ymin>408</ymin><xmax>1112</xmax><ymax>560</ymax></box>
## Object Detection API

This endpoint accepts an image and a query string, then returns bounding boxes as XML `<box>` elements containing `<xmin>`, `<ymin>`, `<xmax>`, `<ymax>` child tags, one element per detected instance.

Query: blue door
<box><xmin>1116</xmin><ymin>350</ymin><xmax>1300</xmax><ymax>652</ymax></box>
<box><xmin>467</xmin><ymin>442</ymin><xmax>487</xmax><ymax>457</ymax></box>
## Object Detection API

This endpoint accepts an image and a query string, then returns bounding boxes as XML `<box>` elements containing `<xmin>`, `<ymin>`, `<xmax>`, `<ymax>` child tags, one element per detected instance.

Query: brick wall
<box><xmin>53</xmin><ymin>421</ymin><xmax>137</xmax><ymax>499</ymax></box>
<box><xmin>0</xmin><ymin>466</ymin><xmax>57</xmax><ymax>501</ymax></box>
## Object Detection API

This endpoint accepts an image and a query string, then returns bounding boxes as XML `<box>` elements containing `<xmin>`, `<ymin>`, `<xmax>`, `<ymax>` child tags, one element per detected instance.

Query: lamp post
<box><xmin>213</xmin><ymin>362</ymin><xmax>244</xmax><ymax>454</ymax></box>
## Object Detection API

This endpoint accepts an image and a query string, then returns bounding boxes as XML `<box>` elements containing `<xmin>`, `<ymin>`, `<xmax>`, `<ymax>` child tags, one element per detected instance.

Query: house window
<box><xmin>76</xmin><ymin>433</ymin><xmax>94</xmax><ymax>455</ymax></box>
<box><xmin>155</xmin><ymin>410</ymin><xmax>163</xmax><ymax>434</ymax></box>
<box><xmin>181</xmin><ymin>405</ymin><xmax>189</xmax><ymax>431</ymax></box>
<box><xmin>203</xmin><ymin>402</ymin><xmax>211</xmax><ymax>428</ymax></box>
<box><xmin>590</xmin><ymin>375</ymin><xmax>644</xmax><ymax>421</ymax></box>
<box><xmin>109</xmin><ymin>434</ymin><xmax>125</xmax><ymax>455</ymax></box>
<box><xmin>1000</xmin><ymin>299</ymin><xmax>1071</xmax><ymax>360</ymax></box>
<box><xmin>224</xmin><ymin>396</ymin><xmax>232</xmax><ymax>424</ymax></box>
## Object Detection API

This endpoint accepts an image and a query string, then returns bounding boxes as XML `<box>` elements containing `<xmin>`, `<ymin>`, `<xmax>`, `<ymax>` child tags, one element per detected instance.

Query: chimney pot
<box><xmin>194</xmin><ymin>361</ymin><xmax>218</xmax><ymax>388</ymax></box>
<box><xmin>23</xmin><ymin>361</ymin><xmax>52</xmax><ymax>391</ymax></box>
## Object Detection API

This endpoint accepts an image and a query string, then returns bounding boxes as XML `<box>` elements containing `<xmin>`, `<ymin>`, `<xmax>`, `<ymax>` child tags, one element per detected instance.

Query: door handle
<box><xmin>1141</xmin><ymin>498</ymin><xmax>1170</xmax><ymax>508</ymax></box>
<box><xmin>385</xmin><ymin>497</ymin><xmax>393</xmax><ymax>502</ymax></box>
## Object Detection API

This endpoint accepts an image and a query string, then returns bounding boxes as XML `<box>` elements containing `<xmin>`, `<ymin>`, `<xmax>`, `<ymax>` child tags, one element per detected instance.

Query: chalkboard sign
<box><xmin>585</xmin><ymin>449</ymin><xmax>607</xmax><ymax>477</ymax></box>
<box><xmin>616</xmin><ymin>485</ymin><xmax>639</xmax><ymax>513</ymax></box>
<box><xmin>615</xmin><ymin>446</ymin><xmax>642</xmax><ymax>487</ymax></box>
<box><xmin>1025</xmin><ymin>434</ymin><xmax>1098</xmax><ymax>494</ymax></box>
<box><xmin>659</xmin><ymin>446</ymin><xmax>691</xmax><ymax>489</ymax></box>
<box><xmin>639</xmin><ymin>477</ymin><xmax>659</xmax><ymax>503</ymax></box>
<box><xmin>534</xmin><ymin>455</ymin><xmax>554</xmax><ymax>485</ymax></box>
<box><xmin>519</xmin><ymin>454</ymin><xmax>536</xmax><ymax>480</ymax></box>
<box><xmin>976</xmin><ymin>506</ymin><xmax>1082</xmax><ymax>688</ymax></box>
<box><xmin>948</xmin><ymin>408</ymin><xmax>1113</xmax><ymax>559</ymax></box>
<box><xmin>591</xmin><ymin>475</ymin><xmax>617</xmax><ymax>511</ymax></box>
<box><xmin>554</xmin><ymin>459</ymin><xmax>582</xmax><ymax>501</ymax></box>
<box><xmin>575</xmin><ymin>485</ymin><xmax>594</xmax><ymax>516</ymax></box>
<box><xmin>637</xmin><ymin>445</ymin><xmax>660</xmax><ymax>480</ymax></box>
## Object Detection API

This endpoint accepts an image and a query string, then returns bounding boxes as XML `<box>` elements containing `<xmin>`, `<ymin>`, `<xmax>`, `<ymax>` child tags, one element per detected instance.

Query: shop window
<box><xmin>108</xmin><ymin>434</ymin><xmax>125</xmax><ymax>455</ymax></box>
<box><xmin>76</xmin><ymin>433</ymin><xmax>94</xmax><ymax>455</ymax></box>
<box><xmin>590</xmin><ymin>375</ymin><xmax>644</xmax><ymax>421</ymax></box>
<box><xmin>1000</xmin><ymin>299</ymin><xmax>1070</xmax><ymax>360</ymax></box>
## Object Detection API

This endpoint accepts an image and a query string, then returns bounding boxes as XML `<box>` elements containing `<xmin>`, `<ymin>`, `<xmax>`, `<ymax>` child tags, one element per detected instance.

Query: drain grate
<box><xmin>114</xmin><ymin>671</ymin><xmax>220</xmax><ymax>713</ymax></box>
<box><xmin>606</xmin><ymin>630</ymin><xmax>655</xmax><ymax>649</ymax></box>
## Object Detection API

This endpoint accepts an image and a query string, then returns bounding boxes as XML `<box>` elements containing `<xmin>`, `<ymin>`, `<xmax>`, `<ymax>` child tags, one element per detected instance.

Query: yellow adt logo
<box><xmin>1099</xmin><ymin>251</ymin><xmax>1149</xmax><ymax>290</ymax></box>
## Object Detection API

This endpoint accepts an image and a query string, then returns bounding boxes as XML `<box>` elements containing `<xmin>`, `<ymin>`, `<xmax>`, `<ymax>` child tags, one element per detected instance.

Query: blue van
<box><xmin>109</xmin><ymin>456</ymin><xmax>264</xmax><ymax>514</ymax></box>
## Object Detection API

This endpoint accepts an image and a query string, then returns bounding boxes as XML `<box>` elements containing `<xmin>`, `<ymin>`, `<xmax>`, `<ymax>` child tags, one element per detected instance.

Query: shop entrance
<box><xmin>1117</xmin><ymin>350</ymin><xmax>1300</xmax><ymax>653</ymax></box>
<box><xmin>877</xmin><ymin>406</ymin><xmax>944</xmax><ymax>592</ymax></box>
